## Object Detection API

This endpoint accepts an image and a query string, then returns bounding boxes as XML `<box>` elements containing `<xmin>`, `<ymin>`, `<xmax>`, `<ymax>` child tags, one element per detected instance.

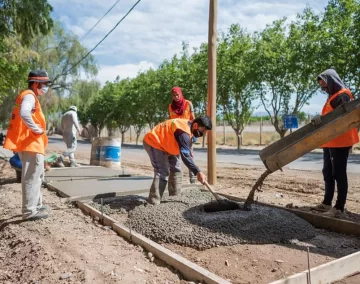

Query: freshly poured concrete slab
<box><xmin>45</xmin><ymin>166</ymin><xmax>129</xmax><ymax>183</ymax></box>
<box><xmin>47</xmin><ymin>176</ymin><xmax>153</xmax><ymax>198</ymax></box>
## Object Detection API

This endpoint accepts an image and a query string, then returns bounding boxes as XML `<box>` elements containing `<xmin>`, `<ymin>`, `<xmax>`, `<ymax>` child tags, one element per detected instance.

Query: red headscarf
<box><xmin>170</xmin><ymin>87</ymin><xmax>186</xmax><ymax>115</ymax></box>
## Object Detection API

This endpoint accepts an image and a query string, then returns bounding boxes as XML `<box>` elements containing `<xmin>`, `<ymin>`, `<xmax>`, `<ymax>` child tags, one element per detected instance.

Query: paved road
<box><xmin>3</xmin><ymin>137</ymin><xmax>360</xmax><ymax>174</ymax></box>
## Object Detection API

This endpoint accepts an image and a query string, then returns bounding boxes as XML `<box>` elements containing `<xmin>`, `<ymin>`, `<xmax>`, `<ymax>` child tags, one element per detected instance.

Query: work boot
<box><xmin>189</xmin><ymin>169</ymin><xmax>196</xmax><ymax>184</ymax></box>
<box><xmin>322</xmin><ymin>207</ymin><xmax>346</xmax><ymax>219</ymax></box>
<box><xmin>70</xmin><ymin>160</ymin><xmax>80</xmax><ymax>167</ymax></box>
<box><xmin>311</xmin><ymin>203</ymin><xmax>331</xmax><ymax>212</ymax></box>
<box><xmin>168</xmin><ymin>171</ymin><xmax>182</xmax><ymax>196</ymax></box>
<box><xmin>37</xmin><ymin>205</ymin><xmax>49</xmax><ymax>212</ymax></box>
<box><xmin>148</xmin><ymin>177</ymin><xmax>168</xmax><ymax>205</ymax></box>
<box><xmin>23</xmin><ymin>212</ymin><xmax>48</xmax><ymax>221</ymax></box>
<box><xmin>54</xmin><ymin>155</ymin><xmax>65</xmax><ymax>168</ymax></box>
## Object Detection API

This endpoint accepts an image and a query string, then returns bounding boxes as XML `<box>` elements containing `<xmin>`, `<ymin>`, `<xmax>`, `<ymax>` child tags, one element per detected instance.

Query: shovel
<box><xmin>202</xmin><ymin>180</ymin><xmax>241</xmax><ymax>212</ymax></box>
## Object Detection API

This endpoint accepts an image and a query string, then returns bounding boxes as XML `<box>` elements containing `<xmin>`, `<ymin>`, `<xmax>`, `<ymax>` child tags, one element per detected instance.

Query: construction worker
<box><xmin>168</xmin><ymin>87</ymin><xmax>197</xmax><ymax>184</ymax></box>
<box><xmin>311</xmin><ymin>68</ymin><xmax>359</xmax><ymax>218</ymax></box>
<box><xmin>3</xmin><ymin>70</ymin><xmax>51</xmax><ymax>221</ymax></box>
<box><xmin>55</xmin><ymin>106</ymin><xmax>81</xmax><ymax>167</ymax></box>
<box><xmin>143</xmin><ymin>115</ymin><xmax>212</xmax><ymax>205</ymax></box>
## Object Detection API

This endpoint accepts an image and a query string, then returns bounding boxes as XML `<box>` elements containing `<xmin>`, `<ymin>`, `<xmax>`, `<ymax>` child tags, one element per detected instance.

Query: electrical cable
<box><xmin>64</xmin><ymin>0</ymin><xmax>142</xmax><ymax>76</ymax></box>
<box><xmin>79</xmin><ymin>0</ymin><xmax>121</xmax><ymax>42</ymax></box>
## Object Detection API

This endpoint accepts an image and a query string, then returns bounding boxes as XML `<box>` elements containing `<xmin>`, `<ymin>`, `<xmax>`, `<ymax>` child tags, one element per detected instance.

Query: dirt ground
<box><xmin>1</xmin><ymin>142</ymin><xmax>360</xmax><ymax>284</ymax></box>
<box><xmin>0</xmin><ymin>161</ymin><xmax>192</xmax><ymax>284</ymax></box>
<box><xmin>103</xmin><ymin>156</ymin><xmax>360</xmax><ymax>284</ymax></box>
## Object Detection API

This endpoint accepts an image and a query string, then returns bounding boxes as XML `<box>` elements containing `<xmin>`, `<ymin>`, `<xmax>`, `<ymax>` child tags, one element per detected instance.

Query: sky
<box><xmin>48</xmin><ymin>0</ymin><xmax>330</xmax><ymax>114</ymax></box>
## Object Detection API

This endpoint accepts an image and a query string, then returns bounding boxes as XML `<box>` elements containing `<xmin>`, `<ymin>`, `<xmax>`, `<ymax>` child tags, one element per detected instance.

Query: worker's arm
<box><xmin>189</xmin><ymin>101</ymin><xmax>195</xmax><ymax>121</ymax></box>
<box><xmin>72</xmin><ymin>112</ymin><xmax>81</xmax><ymax>134</ymax></box>
<box><xmin>330</xmin><ymin>93</ymin><xmax>351</xmax><ymax>109</ymax></box>
<box><xmin>312</xmin><ymin>93</ymin><xmax>351</xmax><ymax>126</ymax></box>
<box><xmin>174</xmin><ymin>129</ymin><xmax>206</xmax><ymax>183</ymax></box>
<box><xmin>20</xmin><ymin>94</ymin><xmax>44</xmax><ymax>134</ymax></box>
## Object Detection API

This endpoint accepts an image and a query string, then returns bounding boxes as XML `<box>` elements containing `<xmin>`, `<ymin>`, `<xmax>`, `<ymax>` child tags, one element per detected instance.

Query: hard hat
<box><xmin>69</xmin><ymin>106</ymin><xmax>77</xmax><ymax>112</ymax></box>
<box><xmin>27</xmin><ymin>70</ymin><xmax>52</xmax><ymax>83</ymax></box>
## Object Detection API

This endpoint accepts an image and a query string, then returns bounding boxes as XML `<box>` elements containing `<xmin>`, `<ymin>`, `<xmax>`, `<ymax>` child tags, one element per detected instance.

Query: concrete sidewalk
<box><xmin>44</xmin><ymin>166</ymin><xmax>153</xmax><ymax>199</ymax></box>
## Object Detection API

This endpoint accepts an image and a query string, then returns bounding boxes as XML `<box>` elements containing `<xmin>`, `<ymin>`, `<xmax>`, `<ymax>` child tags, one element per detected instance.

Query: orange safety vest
<box><xmin>4</xmin><ymin>90</ymin><xmax>48</xmax><ymax>155</ymax></box>
<box><xmin>168</xmin><ymin>100</ymin><xmax>192</xmax><ymax>119</ymax></box>
<box><xmin>321</xmin><ymin>88</ymin><xmax>359</xmax><ymax>148</ymax></box>
<box><xmin>144</xmin><ymin>119</ymin><xmax>192</xmax><ymax>155</ymax></box>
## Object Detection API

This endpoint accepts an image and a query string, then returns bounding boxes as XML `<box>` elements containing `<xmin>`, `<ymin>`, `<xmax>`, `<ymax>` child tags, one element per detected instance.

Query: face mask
<box><xmin>321</xmin><ymin>86</ymin><xmax>330</xmax><ymax>94</ymax></box>
<box><xmin>38</xmin><ymin>85</ymin><xmax>49</xmax><ymax>95</ymax></box>
<box><xmin>192</xmin><ymin>129</ymin><xmax>204</xmax><ymax>137</ymax></box>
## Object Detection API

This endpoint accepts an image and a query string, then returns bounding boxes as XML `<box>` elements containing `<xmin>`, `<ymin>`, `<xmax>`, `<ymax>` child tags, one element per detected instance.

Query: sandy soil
<box><xmin>0</xmin><ymin>161</ymin><xmax>191</xmax><ymax>284</ymax></box>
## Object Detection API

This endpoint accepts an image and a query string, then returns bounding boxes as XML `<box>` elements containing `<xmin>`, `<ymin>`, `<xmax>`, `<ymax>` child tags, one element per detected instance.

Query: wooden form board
<box><xmin>269</xmin><ymin>251</ymin><xmax>360</xmax><ymax>284</ymax></box>
<box><xmin>219</xmin><ymin>193</ymin><xmax>360</xmax><ymax>237</ymax></box>
<box><xmin>76</xmin><ymin>201</ymin><xmax>231</xmax><ymax>284</ymax></box>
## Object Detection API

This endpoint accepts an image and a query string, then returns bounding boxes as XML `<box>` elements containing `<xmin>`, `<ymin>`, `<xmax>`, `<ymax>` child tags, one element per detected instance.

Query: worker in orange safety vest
<box><xmin>143</xmin><ymin>115</ymin><xmax>212</xmax><ymax>205</ymax></box>
<box><xmin>311</xmin><ymin>68</ymin><xmax>359</xmax><ymax>218</ymax></box>
<box><xmin>168</xmin><ymin>86</ymin><xmax>197</xmax><ymax>185</ymax></box>
<box><xmin>4</xmin><ymin>70</ymin><xmax>51</xmax><ymax>221</ymax></box>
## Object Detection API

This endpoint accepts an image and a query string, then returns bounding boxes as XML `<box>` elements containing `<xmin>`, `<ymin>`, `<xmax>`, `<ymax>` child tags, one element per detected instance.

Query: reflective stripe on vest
<box><xmin>321</xmin><ymin>88</ymin><xmax>359</xmax><ymax>148</ymax></box>
<box><xmin>3</xmin><ymin>90</ymin><xmax>48</xmax><ymax>155</ymax></box>
<box><xmin>169</xmin><ymin>100</ymin><xmax>192</xmax><ymax>119</ymax></box>
<box><xmin>144</xmin><ymin>119</ymin><xmax>192</xmax><ymax>155</ymax></box>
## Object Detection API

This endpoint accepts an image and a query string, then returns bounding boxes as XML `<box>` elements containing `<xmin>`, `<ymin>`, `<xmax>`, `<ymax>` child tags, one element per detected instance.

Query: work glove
<box><xmin>311</xmin><ymin>115</ymin><xmax>322</xmax><ymax>126</ymax></box>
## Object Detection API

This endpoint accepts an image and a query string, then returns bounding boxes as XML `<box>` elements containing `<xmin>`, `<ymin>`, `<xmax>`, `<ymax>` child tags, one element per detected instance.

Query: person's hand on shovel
<box><xmin>196</xmin><ymin>171</ymin><xmax>207</xmax><ymax>184</ymax></box>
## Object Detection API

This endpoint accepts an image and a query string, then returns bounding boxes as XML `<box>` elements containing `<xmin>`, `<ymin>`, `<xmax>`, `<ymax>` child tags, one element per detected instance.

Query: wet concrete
<box><xmin>127</xmin><ymin>189</ymin><xmax>316</xmax><ymax>250</ymax></box>
<box><xmin>44</xmin><ymin>167</ymin><xmax>130</xmax><ymax>183</ymax></box>
<box><xmin>46</xmin><ymin>175</ymin><xmax>152</xmax><ymax>197</ymax></box>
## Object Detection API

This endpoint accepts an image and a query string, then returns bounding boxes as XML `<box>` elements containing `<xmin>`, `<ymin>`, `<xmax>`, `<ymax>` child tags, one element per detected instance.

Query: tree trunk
<box><xmin>279</xmin><ymin>129</ymin><xmax>287</xmax><ymax>138</ymax></box>
<box><xmin>236</xmin><ymin>131</ymin><xmax>242</xmax><ymax>150</ymax></box>
<box><xmin>136</xmin><ymin>133</ymin><xmax>141</xmax><ymax>145</ymax></box>
<box><xmin>121</xmin><ymin>132</ymin><xmax>125</xmax><ymax>145</ymax></box>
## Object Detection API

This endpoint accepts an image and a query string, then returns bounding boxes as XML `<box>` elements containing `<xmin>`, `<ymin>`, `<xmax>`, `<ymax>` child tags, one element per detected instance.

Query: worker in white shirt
<box><xmin>55</xmin><ymin>106</ymin><xmax>81</xmax><ymax>167</ymax></box>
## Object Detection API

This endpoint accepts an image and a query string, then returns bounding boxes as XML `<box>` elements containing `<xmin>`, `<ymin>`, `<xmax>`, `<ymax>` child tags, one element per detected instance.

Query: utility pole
<box><xmin>260</xmin><ymin>117</ymin><xmax>263</xmax><ymax>145</ymax></box>
<box><xmin>207</xmin><ymin>0</ymin><xmax>218</xmax><ymax>185</ymax></box>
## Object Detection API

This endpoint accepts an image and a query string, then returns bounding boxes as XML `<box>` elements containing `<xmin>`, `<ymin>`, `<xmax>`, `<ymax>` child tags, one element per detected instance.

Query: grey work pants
<box><xmin>143</xmin><ymin>141</ymin><xmax>181</xmax><ymax>203</ymax></box>
<box><xmin>19</xmin><ymin>151</ymin><xmax>44</xmax><ymax>219</ymax></box>
<box><xmin>62</xmin><ymin>132</ymin><xmax>77</xmax><ymax>162</ymax></box>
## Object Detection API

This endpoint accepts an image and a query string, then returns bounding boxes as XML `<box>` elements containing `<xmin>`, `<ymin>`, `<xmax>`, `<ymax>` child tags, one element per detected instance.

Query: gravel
<box><xmin>125</xmin><ymin>189</ymin><xmax>316</xmax><ymax>250</ymax></box>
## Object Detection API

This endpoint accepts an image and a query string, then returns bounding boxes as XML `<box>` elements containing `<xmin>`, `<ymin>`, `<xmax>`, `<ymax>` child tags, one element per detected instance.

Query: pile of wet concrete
<box><xmin>124</xmin><ymin>189</ymin><xmax>316</xmax><ymax>250</ymax></box>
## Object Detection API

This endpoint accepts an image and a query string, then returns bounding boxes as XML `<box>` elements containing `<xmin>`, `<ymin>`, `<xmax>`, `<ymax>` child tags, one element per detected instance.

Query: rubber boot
<box><xmin>70</xmin><ymin>160</ymin><xmax>80</xmax><ymax>167</ymax></box>
<box><xmin>148</xmin><ymin>177</ymin><xmax>168</xmax><ymax>205</ymax></box>
<box><xmin>69</xmin><ymin>153</ymin><xmax>79</xmax><ymax>167</ymax></box>
<box><xmin>189</xmin><ymin>169</ymin><xmax>196</xmax><ymax>184</ymax></box>
<box><xmin>168</xmin><ymin>171</ymin><xmax>182</xmax><ymax>196</ymax></box>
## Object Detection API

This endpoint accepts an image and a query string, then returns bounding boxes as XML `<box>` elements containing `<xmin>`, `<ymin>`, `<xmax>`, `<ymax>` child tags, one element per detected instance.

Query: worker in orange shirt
<box><xmin>143</xmin><ymin>115</ymin><xmax>212</xmax><ymax>205</ymax></box>
<box><xmin>311</xmin><ymin>68</ymin><xmax>359</xmax><ymax>218</ymax></box>
<box><xmin>168</xmin><ymin>87</ymin><xmax>196</xmax><ymax>184</ymax></box>
<box><xmin>4</xmin><ymin>70</ymin><xmax>51</xmax><ymax>221</ymax></box>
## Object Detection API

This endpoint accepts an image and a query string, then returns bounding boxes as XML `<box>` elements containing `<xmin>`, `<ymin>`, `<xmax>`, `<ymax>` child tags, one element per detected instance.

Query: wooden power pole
<box><xmin>207</xmin><ymin>0</ymin><xmax>218</xmax><ymax>185</ymax></box>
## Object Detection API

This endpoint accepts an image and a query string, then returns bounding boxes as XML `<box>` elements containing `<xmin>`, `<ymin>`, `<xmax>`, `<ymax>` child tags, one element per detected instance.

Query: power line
<box><xmin>79</xmin><ymin>0</ymin><xmax>121</xmax><ymax>42</ymax></box>
<box><xmin>64</xmin><ymin>0</ymin><xmax>142</xmax><ymax>76</ymax></box>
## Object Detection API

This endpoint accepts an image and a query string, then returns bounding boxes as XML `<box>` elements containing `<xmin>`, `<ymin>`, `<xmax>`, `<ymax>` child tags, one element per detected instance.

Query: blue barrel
<box><xmin>99</xmin><ymin>137</ymin><xmax>121</xmax><ymax>169</ymax></box>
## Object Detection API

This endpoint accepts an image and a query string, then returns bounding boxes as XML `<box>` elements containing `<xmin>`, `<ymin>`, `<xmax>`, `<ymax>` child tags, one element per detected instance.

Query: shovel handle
<box><xmin>203</xmin><ymin>180</ymin><xmax>222</xmax><ymax>201</ymax></box>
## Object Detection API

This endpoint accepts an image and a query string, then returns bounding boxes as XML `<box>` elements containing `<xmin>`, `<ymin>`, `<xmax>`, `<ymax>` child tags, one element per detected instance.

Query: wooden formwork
<box><xmin>76</xmin><ymin>201</ymin><xmax>231</xmax><ymax>284</ymax></box>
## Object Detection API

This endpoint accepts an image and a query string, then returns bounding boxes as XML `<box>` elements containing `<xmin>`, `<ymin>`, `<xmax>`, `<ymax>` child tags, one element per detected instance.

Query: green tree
<box><xmin>218</xmin><ymin>24</ymin><xmax>255</xmax><ymax>149</ymax></box>
<box><xmin>32</xmin><ymin>21</ymin><xmax>98</xmax><ymax>92</ymax></box>
<box><xmin>0</xmin><ymin>0</ymin><xmax>53</xmax><ymax>46</ymax></box>
<box><xmin>318</xmin><ymin>0</ymin><xmax>360</xmax><ymax>93</ymax></box>
<box><xmin>252</xmin><ymin>19</ymin><xmax>293</xmax><ymax>138</ymax></box>
<box><xmin>287</xmin><ymin>8</ymin><xmax>321</xmax><ymax>114</ymax></box>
